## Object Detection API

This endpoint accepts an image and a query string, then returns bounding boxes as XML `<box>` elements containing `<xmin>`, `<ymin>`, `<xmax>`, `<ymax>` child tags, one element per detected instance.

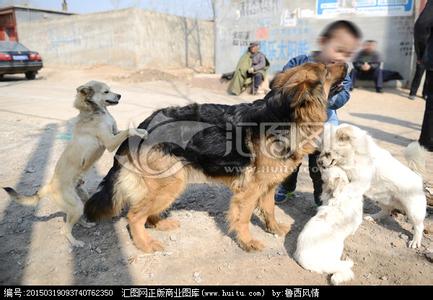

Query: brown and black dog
<box><xmin>84</xmin><ymin>62</ymin><xmax>347</xmax><ymax>253</ymax></box>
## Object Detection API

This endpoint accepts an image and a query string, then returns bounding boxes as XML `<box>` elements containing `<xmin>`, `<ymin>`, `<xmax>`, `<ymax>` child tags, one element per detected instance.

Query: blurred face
<box><xmin>318</xmin><ymin>28</ymin><xmax>360</xmax><ymax>64</ymax></box>
<box><xmin>249</xmin><ymin>45</ymin><xmax>259</xmax><ymax>54</ymax></box>
<box><xmin>363</xmin><ymin>41</ymin><xmax>377</xmax><ymax>53</ymax></box>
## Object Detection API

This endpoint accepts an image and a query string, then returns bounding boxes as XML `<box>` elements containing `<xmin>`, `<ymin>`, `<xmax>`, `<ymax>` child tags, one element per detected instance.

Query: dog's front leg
<box><xmin>258</xmin><ymin>187</ymin><xmax>291</xmax><ymax>236</ymax></box>
<box><xmin>99</xmin><ymin>129</ymin><xmax>130</xmax><ymax>152</ymax></box>
<box><xmin>228</xmin><ymin>186</ymin><xmax>264</xmax><ymax>252</ymax></box>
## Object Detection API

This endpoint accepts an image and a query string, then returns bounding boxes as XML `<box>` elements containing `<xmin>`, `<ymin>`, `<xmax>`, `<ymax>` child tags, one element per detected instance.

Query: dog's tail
<box><xmin>3</xmin><ymin>184</ymin><xmax>51</xmax><ymax>206</ymax></box>
<box><xmin>329</xmin><ymin>260</ymin><xmax>355</xmax><ymax>285</ymax></box>
<box><xmin>405</xmin><ymin>141</ymin><xmax>426</xmax><ymax>175</ymax></box>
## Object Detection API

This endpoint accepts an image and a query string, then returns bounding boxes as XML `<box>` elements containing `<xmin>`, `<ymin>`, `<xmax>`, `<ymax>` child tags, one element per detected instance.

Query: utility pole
<box><xmin>62</xmin><ymin>0</ymin><xmax>68</xmax><ymax>12</ymax></box>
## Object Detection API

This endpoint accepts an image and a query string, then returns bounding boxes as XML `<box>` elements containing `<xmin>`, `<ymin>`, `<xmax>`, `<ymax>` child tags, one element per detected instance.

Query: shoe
<box><xmin>376</xmin><ymin>88</ymin><xmax>383</xmax><ymax>93</ymax></box>
<box><xmin>408</xmin><ymin>94</ymin><xmax>416</xmax><ymax>100</ymax></box>
<box><xmin>274</xmin><ymin>185</ymin><xmax>295</xmax><ymax>204</ymax></box>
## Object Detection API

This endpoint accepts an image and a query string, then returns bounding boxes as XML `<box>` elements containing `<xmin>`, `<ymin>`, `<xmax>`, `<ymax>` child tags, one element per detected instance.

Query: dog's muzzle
<box><xmin>106</xmin><ymin>94</ymin><xmax>121</xmax><ymax>105</ymax></box>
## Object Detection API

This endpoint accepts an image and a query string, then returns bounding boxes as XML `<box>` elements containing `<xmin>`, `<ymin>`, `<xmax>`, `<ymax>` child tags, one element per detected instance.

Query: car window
<box><xmin>0</xmin><ymin>41</ymin><xmax>30</xmax><ymax>51</ymax></box>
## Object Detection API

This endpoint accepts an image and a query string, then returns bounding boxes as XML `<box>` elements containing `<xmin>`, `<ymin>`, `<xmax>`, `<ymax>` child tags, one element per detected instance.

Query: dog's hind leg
<box><xmin>364</xmin><ymin>201</ymin><xmax>393</xmax><ymax>222</ymax></box>
<box><xmin>60</xmin><ymin>190</ymin><xmax>86</xmax><ymax>247</ymax></box>
<box><xmin>258</xmin><ymin>187</ymin><xmax>291</xmax><ymax>236</ymax></box>
<box><xmin>128</xmin><ymin>209</ymin><xmax>164</xmax><ymax>253</ymax></box>
<box><xmin>405</xmin><ymin>194</ymin><xmax>426</xmax><ymax>249</ymax></box>
<box><xmin>364</xmin><ymin>209</ymin><xmax>391</xmax><ymax>222</ymax></box>
<box><xmin>129</xmin><ymin>175</ymin><xmax>186</xmax><ymax>252</ymax></box>
<box><xmin>408</xmin><ymin>219</ymin><xmax>424</xmax><ymax>249</ymax></box>
<box><xmin>228</xmin><ymin>186</ymin><xmax>264</xmax><ymax>252</ymax></box>
<box><xmin>145</xmin><ymin>175</ymin><xmax>186</xmax><ymax>232</ymax></box>
<box><xmin>329</xmin><ymin>259</ymin><xmax>355</xmax><ymax>285</ymax></box>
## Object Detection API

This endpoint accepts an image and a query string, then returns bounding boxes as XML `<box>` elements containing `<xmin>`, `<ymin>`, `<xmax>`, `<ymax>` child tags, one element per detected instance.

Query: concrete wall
<box><xmin>215</xmin><ymin>0</ymin><xmax>416</xmax><ymax>84</ymax></box>
<box><xmin>17</xmin><ymin>8</ymin><xmax>214</xmax><ymax>70</ymax></box>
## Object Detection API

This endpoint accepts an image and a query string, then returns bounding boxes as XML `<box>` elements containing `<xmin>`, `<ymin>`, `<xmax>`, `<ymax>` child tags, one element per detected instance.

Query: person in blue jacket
<box><xmin>275</xmin><ymin>20</ymin><xmax>362</xmax><ymax>205</ymax></box>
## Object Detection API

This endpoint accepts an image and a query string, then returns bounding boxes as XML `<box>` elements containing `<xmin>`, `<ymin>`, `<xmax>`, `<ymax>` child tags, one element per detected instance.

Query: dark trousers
<box><xmin>410</xmin><ymin>63</ymin><xmax>427</xmax><ymax>97</ymax></box>
<box><xmin>280</xmin><ymin>151</ymin><xmax>323</xmax><ymax>205</ymax></box>
<box><xmin>251</xmin><ymin>73</ymin><xmax>264</xmax><ymax>93</ymax></box>
<box><xmin>419</xmin><ymin>70</ymin><xmax>433</xmax><ymax>151</ymax></box>
<box><xmin>351</xmin><ymin>67</ymin><xmax>383</xmax><ymax>90</ymax></box>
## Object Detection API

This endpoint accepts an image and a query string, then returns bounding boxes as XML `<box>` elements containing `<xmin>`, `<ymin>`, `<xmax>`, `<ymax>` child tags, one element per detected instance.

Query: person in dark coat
<box><xmin>414</xmin><ymin>0</ymin><xmax>433</xmax><ymax>151</ymax></box>
<box><xmin>408</xmin><ymin>60</ymin><xmax>427</xmax><ymax>100</ymax></box>
<box><xmin>350</xmin><ymin>40</ymin><xmax>384</xmax><ymax>93</ymax></box>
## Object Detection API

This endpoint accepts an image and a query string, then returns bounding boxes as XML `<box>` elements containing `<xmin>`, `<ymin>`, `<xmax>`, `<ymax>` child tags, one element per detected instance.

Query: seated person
<box><xmin>350</xmin><ymin>40</ymin><xmax>384</xmax><ymax>93</ymax></box>
<box><xmin>228</xmin><ymin>42</ymin><xmax>270</xmax><ymax>95</ymax></box>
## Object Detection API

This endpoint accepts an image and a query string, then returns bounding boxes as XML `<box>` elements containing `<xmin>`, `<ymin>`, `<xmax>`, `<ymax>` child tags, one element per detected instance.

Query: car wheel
<box><xmin>25</xmin><ymin>71</ymin><xmax>36</xmax><ymax>80</ymax></box>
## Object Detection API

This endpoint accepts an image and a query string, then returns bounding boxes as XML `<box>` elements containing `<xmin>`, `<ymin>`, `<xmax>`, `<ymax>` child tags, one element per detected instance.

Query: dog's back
<box><xmin>84</xmin><ymin>97</ymin><xmax>286</xmax><ymax>222</ymax></box>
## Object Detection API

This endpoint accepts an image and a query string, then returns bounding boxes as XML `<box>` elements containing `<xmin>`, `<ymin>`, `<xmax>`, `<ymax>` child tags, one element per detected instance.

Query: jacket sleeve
<box><xmin>282</xmin><ymin>55</ymin><xmax>307</xmax><ymax>71</ymax></box>
<box><xmin>352</xmin><ymin>52</ymin><xmax>363</xmax><ymax>69</ymax></box>
<box><xmin>368</xmin><ymin>52</ymin><xmax>381</xmax><ymax>69</ymax></box>
<box><xmin>327</xmin><ymin>73</ymin><xmax>352</xmax><ymax>110</ymax></box>
<box><xmin>253</xmin><ymin>53</ymin><xmax>266</xmax><ymax>71</ymax></box>
<box><xmin>414</xmin><ymin>1</ymin><xmax>433</xmax><ymax>61</ymax></box>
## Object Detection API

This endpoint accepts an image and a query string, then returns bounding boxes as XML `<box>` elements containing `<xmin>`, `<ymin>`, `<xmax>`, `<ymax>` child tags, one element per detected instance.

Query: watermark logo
<box><xmin>118</xmin><ymin>112</ymin><xmax>326</xmax><ymax>178</ymax></box>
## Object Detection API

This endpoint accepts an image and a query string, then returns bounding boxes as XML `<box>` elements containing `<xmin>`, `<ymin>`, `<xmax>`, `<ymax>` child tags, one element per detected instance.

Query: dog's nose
<box><xmin>117</xmin><ymin>94</ymin><xmax>121</xmax><ymax>100</ymax></box>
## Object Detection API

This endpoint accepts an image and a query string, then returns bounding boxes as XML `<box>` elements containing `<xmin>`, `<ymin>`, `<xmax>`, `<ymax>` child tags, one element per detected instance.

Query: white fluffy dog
<box><xmin>320</xmin><ymin>124</ymin><xmax>426</xmax><ymax>249</ymax></box>
<box><xmin>295</xmin><ymin>162</ymin><xmax>367</xmax><ymax>285</ymax></box>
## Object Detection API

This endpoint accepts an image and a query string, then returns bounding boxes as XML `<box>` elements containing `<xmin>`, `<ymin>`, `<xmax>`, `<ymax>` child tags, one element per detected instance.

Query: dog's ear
<box><xmin>288</xmin><ymin>79</ymin><xmax>323</xmax><ymax>108</ymax></box>
<box><xmin>74</xmin><ymin>84</ymin><xmax>97</xmax><ymax>111</ymax></box>
<box><xmin>335</xmin><ymin>126</ymin><xmax>353</xmax><ymax>142</ymax></box>
<box><xmin>77</xmin><ymin>85</ymin><xmax>94</xmax><ymax>99</ymax></box>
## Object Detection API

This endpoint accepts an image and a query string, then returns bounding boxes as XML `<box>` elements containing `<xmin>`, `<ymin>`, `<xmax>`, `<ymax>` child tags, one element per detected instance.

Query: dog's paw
<box><xmin>136</xmin><ymin>239</ymin><xmax>165</xmax><ymax>253</ymax></box>
<box><xmin>240</xmin><ymin>239</ymin><xmax>265</xmax><ymax>252</ymax></box>
<box><xmin>79</xmin><ymin>219</ymin><xmax>96</xmax><ymax>228</ymax></box>
<box><xmin>268</xmin><ymin>223</ymin><xmax>291</xmax><ymax>236</ymax></box>
<box><xmin>129</xmin><ymin>128</ymin><xmax>148</xmax><ymax>139</ymax></box>
<box><xmin>154</xmin><ymin>218</ymin><xmax>180</xmax><ymax>231</ymax></box>
<box><xmin>364</xmin><ymin>215</ymin><xmax>376</xmax><ymax>223</ymax></box>
<box><xmin>408</xmin><ymin>239</ymin><xmax>421</xmax><ymax>249</ymax></box>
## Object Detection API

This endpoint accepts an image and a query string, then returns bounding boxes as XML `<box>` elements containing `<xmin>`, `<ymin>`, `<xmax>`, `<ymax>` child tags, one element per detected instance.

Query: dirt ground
<box><xmin>0</xmin><ymin>65</ymin><xmax>432</xmax><ymax>285</ymax></box>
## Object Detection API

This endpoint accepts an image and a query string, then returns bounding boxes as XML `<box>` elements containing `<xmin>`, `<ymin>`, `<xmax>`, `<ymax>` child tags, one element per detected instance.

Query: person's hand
<box><xmin>247</xmin><ymin>67</ymin><xmax>255</xmax><ymax>74</ymax></box>
<box><xmin>329</xmin><ymin>83</ymin><xmax>344</xmax><ymax>97</ymax></box>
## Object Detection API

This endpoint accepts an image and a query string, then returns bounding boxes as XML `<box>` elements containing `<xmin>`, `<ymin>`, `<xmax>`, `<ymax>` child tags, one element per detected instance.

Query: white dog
<box><xmin>3</xmin><ymin>81</ymin><xmax>146</xmax><ymax>247</ymax></box>
<box><xmin>295</xmin><ymin>161</ymin><xmax>366</xmax><ymax>285</ymax></box>
<box><xmin>320</xmin><ymin>124</ymin><xmax>426</xmax><ymax>249</ymax></box>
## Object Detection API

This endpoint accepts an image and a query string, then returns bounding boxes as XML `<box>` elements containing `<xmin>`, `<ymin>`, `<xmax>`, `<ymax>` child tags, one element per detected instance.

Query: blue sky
<box><xmin>0</xmin><ymin>0</ymin><xmax>214</xmax><ymax>19</ymax></box>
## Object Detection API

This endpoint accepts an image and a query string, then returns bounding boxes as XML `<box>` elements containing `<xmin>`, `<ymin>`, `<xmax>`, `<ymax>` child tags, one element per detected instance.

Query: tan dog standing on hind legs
<box><xmin>3</xmin><ymin>80</ymin><xmax>146</xmax><ymax>247</ymax></box>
